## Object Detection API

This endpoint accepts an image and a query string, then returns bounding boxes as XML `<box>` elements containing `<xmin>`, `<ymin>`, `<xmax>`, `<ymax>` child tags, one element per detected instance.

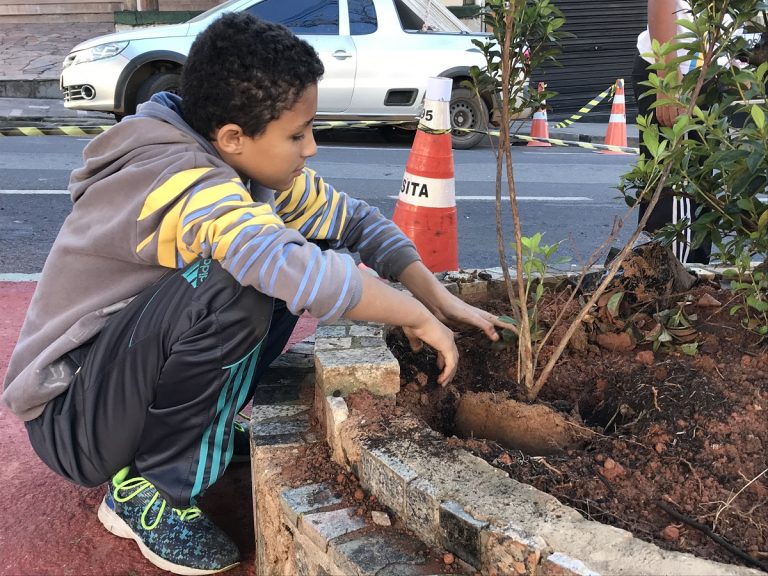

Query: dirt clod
<box><xmin>442</xmin><ymin>553</ymin><xmax>455</xmax><ymax>565</ymax></box>
<box><xmin>635</xmin><ymin>350</ymin><xmax>655</xmax><ymax>366</ymax></box>
<box><xmin>662</xmin><ymin>525</ymin><xmax>681</xmax><ymax>541</ymax></box>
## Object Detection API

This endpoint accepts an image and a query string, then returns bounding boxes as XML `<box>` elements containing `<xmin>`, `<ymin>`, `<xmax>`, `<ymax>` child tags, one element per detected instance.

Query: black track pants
<box><xmin>631</xmin><ymin>53</ymin><xmax>712</xmax><ymax>264</ymax></box>
<box><xmin>26</xmin><ymin>258</ymin><xmax>299</xmax><ymax>507</ymax></box>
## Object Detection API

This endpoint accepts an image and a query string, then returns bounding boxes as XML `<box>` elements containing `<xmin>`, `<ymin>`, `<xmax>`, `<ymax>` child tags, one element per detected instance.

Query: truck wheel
<box><xmin>136</xmin><ymin>71</ymin><xmax>181</xmax><ymax>106</ymax></box>
<box><xmin>449</xmin><ymin>87</ymin><xmax>488</xmax><ymax>150</ymax></box>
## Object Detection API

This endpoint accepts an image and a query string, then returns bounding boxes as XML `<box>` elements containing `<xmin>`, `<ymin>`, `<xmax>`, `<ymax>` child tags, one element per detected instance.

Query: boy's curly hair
<box><xmin>181</xmin><ymin>13</ymin><xmax>324</xmax><ymax>138</ymax></box>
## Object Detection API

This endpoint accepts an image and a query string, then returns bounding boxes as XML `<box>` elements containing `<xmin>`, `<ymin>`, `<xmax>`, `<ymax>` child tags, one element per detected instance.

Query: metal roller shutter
<box><xmin>532</xmin><ymin>0</ymin><xmax>646</xmax><ymax>123</ymax></box>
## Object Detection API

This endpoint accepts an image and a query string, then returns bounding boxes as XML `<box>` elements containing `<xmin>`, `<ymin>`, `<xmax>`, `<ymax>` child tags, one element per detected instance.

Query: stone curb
<box><xmin>250</xmin><ymin>337</ymin><xmax>473</xmax><ymax>576</ymax></box>
<box><xmin>317</xmin><ymin>268</ymin><xmax>763</xmax><ymax>576</ymax></box>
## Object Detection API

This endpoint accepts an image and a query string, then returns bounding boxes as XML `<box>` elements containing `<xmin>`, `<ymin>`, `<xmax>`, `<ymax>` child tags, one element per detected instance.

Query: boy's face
<box><xmin>213</xmin><ymin>84</ymin><xmax>318</xmax><ymax>190</ymax></box>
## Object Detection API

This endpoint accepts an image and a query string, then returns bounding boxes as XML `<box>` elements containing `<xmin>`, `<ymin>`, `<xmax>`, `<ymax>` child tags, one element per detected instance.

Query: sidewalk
<box><xmin>0</xmin><ymin>21</ymin><xmax>639</xmax><ymax>146</ymax></box>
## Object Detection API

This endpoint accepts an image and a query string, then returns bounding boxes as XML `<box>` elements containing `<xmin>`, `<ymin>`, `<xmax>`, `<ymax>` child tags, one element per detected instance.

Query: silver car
<box><xmin>60</xmin><ymin>0</ymin><xmax>526</xmax><ymax>149</ymax></box>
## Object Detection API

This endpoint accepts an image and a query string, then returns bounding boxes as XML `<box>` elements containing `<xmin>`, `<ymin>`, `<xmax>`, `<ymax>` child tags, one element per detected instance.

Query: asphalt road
<box><xmin>0</xmin><ymin>130</ymin><xmax>638</xmax><ymax>275</ymax></box>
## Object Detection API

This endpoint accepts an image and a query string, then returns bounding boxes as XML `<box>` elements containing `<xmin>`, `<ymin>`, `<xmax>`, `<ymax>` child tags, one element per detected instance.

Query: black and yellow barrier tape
<box><xmin>552</xmin><ymin>84</ymin><xmax>614</xmax><ymax>129</ymax></box>
<box><xmin>512</xmin><ymin>133</ymin><xmax>638</xmax><ymax>154</ymax></box>
<box><xmin>0</xmin><ymin>120</ymin><xmax>638</xmax><ymax>153</ymax></box>
<box><xmin>0</xmin><ymin>125</ymin><xmax>114</xmax><ymax>137</ymax></box>
<box><xmin>0</xmin><ymin>119</ymin><xmax>412</xmax><ymax>137</ymax></box>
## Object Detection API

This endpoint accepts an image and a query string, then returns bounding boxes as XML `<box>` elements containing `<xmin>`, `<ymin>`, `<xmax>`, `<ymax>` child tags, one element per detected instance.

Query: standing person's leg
<box><xmin>631</xmin><ymin>53</ymin><xmax>711</xmax><ymax>264</ymax></box>
<box><xmin>25</xmin><ymin>258</ymin><xmax>295</xmax><ymax>574</ymax></box>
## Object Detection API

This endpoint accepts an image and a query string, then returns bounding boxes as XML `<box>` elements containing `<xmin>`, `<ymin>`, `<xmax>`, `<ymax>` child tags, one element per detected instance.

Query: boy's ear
<box><xmin>212</xmin><ymin>123</ymin><xmax>247</xmax><ymax>154</ymax></box>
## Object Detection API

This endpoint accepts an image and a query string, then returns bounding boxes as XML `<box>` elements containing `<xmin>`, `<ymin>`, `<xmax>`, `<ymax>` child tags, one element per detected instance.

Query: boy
<box><xmin>3</xmin><ymin>13</ymin><xmax>508</xmax><ymax>575</ymax></box>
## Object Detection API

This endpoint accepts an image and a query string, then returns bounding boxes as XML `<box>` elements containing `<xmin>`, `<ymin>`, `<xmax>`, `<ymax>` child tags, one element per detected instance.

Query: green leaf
<box><xmin>746</xmin><ymin>296</ymin><xmax>768</xmax><ymax>313</ymax></box>
<box><xmin>680</xmin><ymin>342</ymin><xmax>699</xmax><ymax>356</ymax></box>
<box><xmin>758</xmin><ymin>209</ymin><xmax>768</xmax><ymax>233</ymax></box>
<box><xmin>751</xmin><ymin>105</ymin><xmax>766</xmax><ymax>130</ymax></box>
<box><xmin>606</xmin><ymin>291</ymin><xmax>624</xmax><ymax>317</ymax></box>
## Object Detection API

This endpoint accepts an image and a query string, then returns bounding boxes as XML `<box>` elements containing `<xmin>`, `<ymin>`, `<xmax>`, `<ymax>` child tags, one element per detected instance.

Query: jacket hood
<box><xmin>69</xmin><ymin>92</ymin><xmax>220</xmax><ymax>204</ymax></box>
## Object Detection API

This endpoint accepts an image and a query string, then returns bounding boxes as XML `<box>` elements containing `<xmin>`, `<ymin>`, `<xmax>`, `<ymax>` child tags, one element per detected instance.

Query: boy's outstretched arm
<box><xmin>343</xmin><ymin>272</ymin><xmax>459</xmax><ymax>385</ymax></box>
<box><xmin>398</xmin><ymin>261</ymin><xmax>513</xmax><ymax>339</ymax></box>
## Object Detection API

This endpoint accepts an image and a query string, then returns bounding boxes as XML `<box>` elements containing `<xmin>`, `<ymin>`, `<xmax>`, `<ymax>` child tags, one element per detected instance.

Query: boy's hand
<box><xmin>397</xmin><ymin>261</ymin><xmax>517</xmax><ymax>343</ymax></box>
<box><xmin>402</xmin><ymin>312</ymin><xmax>458</xmax><ymax>386</ymax></box>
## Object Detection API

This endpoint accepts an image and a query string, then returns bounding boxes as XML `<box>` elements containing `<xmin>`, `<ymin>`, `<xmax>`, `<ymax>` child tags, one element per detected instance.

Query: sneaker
<box><xmin>231</xmin><ymin>419</ymin><xmax>250</xmax><ymax>464</ymax></box>
<box><xmin>98</xmin><ymin>467</ymin><xmax>239</xmax><ymax>575</ymax></box>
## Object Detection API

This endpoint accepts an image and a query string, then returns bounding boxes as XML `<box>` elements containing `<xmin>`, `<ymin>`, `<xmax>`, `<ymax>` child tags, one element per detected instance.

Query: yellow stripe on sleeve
<box><xmin>138</xmin><ymin>167</ymin><xmax>213</xmax><ymax>221</ymax></box>
<box><xmin>155</xmin><ymin>200</ymin><xmax>186</xmax><ymax>267</ymax></box>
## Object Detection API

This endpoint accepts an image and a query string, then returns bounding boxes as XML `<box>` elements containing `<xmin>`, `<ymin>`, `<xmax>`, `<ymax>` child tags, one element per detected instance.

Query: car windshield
<box><xmin>187</xmin><ymin>0</ymin><xmax>242</xmax><ymax>23</ymax></box>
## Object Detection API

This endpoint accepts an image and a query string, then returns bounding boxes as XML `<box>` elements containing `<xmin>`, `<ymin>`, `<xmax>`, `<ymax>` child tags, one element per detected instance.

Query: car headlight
<box><xmin>63</xmin><ymin>41</ymin><xmax>129</xmax><ymax>68</ymax></box>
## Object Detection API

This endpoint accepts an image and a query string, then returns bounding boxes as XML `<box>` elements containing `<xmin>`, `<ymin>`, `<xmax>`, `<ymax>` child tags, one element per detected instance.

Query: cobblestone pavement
<box><xmin>0</xmin><ymin>23</ymin><xmax>114</xmax><ymax>80</ymax></box>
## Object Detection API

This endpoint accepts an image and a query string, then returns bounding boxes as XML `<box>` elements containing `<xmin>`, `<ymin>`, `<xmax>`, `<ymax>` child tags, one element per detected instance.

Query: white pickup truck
<box><xmin>60</xmin><ymin>0</ymin><xmax>519</xmax><ymax>148</ymax></box>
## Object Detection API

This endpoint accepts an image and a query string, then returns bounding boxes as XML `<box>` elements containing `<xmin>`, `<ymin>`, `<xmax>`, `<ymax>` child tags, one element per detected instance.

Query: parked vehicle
<box><xmin>60</xmin><ymin>0</ymin><xmax>527</xmax><ymax>149</ymax></box>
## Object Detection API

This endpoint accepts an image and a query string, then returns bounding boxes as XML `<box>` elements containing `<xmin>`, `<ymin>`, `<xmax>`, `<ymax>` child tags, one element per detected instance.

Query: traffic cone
<box><xmin>527</xmin><ymin>82</ymin><xmax>551</xmax><ymax>147</ymax></box>
<box><xmin>601</xmin><ymin>78</ymin><xmax>628</xmax><ymax>154</ymax></box>
<box><xmin>392</xmin><ymin>76</ymin><xmax>457</xmax><ymax>272</ymax></box>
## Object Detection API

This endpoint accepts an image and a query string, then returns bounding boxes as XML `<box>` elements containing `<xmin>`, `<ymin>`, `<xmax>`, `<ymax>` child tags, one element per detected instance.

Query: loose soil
<box><xmin>388</xmin><ymin>280</ymin><xmax>768</xmax><ymax>571</ymax></box>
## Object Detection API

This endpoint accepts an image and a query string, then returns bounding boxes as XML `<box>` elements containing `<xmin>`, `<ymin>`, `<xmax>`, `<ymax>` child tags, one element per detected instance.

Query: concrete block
<box><xmin>439</xmin><ymin>500</ymin><xmax>489</xmax><ymax>568</ymax></box>
<box><xmin>253</xmin><ymin>384</ymin><xmax>301</xmax><ymax>404</ymax></box>
<box><xmin>457</xmin><ymin>279</ymin><xmax>488</xmax><ymax>301</ymax></box>
<box><xmin>354</xmin><ymin>336</ymin><xmax>385</xmax><ymax>348</ymax></box>
<box><xmin>281</xmin><ymin>483</ymin><xmax>343</xmax><ymax>527</ymax></box>
<box><xmin>325</xmin><ymin>396</ymin><xmax>350</xmax><ymax>466</ymax></box>
<box><xmin>316</xmin><ymin>325</ymin><xmax>349</xmax><ymax>338</ymax></box>
<box><xmin>287</xmin><ymin>341</ymin><xmax>316</xmax><ymax>355</ymax></box>
<box><xmin>349</xmin><ymin>324</ymin><xmax>384</xmax><ymax>338</ymax></box>
<box><xmin>480</xmin><ymin>522</ymin><xmax>547</xmax><ymax>576</ymax></box>
<box><xmin>251</xmin><ymin>433</ymin><xmax>304</xmax><ymax>447</ymax></box>
<box><xmin>404</xmin><ymin>477</ymin><xmax>440</xmax><ymax>546</ymax></box>
<box><xmin>251</xmin><ymin>409</ymin><xmax>310</xmax><ymax>447</ymax></box>
<box><xmin>330</xmin><ymin>531</ymin><xmax>431</xmax><ymax>576</ymax></box>
<box><xmin>251</xmin><ymin>417</ymin><xmax>309</xmax><ymax>437</ymax></box>
<box><xmin>359</xmin><ymin>446</ymin><xmax>418</xmax><ymax>515</ymax></box>
<box><xmin>301</xmin><ymin>507</ymin><xmax>366</xmax><ymax>552</ymax></box>
<box><xmin>541</xmin><ymin>552</ymin><xmax>601</xmax><ymax>576</ymax></box>
<box><xmin>315</xmin><ymin>337</ymin><xmax>353</xmax><ymax>351</ymax></box>
<box><xmin>252</xmin><ymin>404</ymin><xmax>309</xmax><ymax>424</ymax></box>
<box><xmin>269</xmin><ymin>352</ymin><xmax>315</xmax><ymax>370</ymax></box>
<box><xmin>315</xmin><ymin>346</ymin><xmax>400</xmax><ymax>397</ymax></box>
<box><xmin>294</xmin><ymin>531</ymin><xmax>345</xmax><ymax>576</ymax></box>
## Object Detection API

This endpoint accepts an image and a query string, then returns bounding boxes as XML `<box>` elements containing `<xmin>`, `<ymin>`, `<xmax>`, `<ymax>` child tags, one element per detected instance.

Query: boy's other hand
<box><xmin>426</xmin><ymin>291</ymin><xmax>517</xmax><ymax>342</ymax></box>
<box><xmin>402</xmin><ymin>312</ymin><xmax>458</xmax><ymax>386</ymax></box>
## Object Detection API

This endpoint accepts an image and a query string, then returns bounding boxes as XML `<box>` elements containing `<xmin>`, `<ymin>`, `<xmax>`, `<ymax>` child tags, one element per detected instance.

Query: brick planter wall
<box><xmin>252</xmin><ymin>268</ymin><xmax>763</xmax><ymax>576</ymax></box>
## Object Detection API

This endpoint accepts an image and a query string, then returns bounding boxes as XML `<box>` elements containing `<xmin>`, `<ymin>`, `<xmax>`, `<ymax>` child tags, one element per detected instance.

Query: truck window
<box><xmin>246</xmin><ymin>0</ymin><xmax>339</xmax><ymax>35</ymax></box>
<box><xmin>349</xmin><ymin>0</ymin><xmax>377</xmax><ymax>35</ymax></box>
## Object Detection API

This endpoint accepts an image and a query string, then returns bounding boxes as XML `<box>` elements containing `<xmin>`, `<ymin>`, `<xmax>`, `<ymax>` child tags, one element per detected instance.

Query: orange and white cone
<box><xmin>601</xmin><ymin>78</ymin><xmax>628</xmax><ymax>154</ymax></box>
<box><xmin>392</xmin><ymin>76</ymin><xmax>457</xmax><ymax>272</ymax></box>
<box><xmin>527</xmin><ymin>82</ymin><xmax>551</xmax><ymax>147</ymax></box>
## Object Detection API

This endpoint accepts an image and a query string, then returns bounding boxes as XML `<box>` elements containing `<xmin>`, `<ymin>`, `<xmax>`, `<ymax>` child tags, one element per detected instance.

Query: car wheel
<box><xmin>449</xmin><ymin>87</ymin><xmax>488</xmax><ymax>150</ymax></box>
<box><xmin>136</xmin><ymin>71</ymin><xmax>182</xmax><ymax>106</ymax></box>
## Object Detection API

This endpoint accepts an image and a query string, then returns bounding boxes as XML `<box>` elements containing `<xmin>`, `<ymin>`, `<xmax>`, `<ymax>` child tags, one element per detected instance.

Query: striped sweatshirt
<box><xmin>3</xmin><ymin>93</ymin><xmax>419</xmax><ymax>421</ymax></box>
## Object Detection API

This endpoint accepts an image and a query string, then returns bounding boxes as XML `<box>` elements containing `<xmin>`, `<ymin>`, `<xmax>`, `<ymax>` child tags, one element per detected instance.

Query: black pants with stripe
<box><xmin>631</xmin><ymin>53</ymin><xmax>712</xmax><ymax>264</ymax></box>
<box><xmin>26</xmin><ymin>259</ymin><xmax>299</xmax><ymax>507</ymax></box>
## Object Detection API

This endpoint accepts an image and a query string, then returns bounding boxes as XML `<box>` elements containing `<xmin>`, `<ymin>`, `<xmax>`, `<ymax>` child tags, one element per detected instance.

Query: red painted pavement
<box><xmin>0</xmin><ymin>282</ymin><xmax>317</xmax><ymax>575</ymax></box>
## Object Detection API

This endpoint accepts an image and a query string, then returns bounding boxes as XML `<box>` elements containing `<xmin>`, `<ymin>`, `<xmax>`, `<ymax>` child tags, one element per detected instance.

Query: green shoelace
<box><xmin>111</xmin><ymin>467</ymin><xmax>202</xmax><ymax>530</ymax></box>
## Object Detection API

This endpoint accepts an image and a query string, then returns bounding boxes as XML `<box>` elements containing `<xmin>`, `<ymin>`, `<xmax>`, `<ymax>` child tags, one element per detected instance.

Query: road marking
<box><xmin>28</xmin><ymin>105</ymin><xmax>50</xmax><ymax>109</ymax></box>
<box><xmin>0</xmin><ymin>273</ymin><xmax>41</xmax><ymax>282</ymax></box>
<box><xmin>0</xmin><ymin>189</ymin><xmax>68</xmax><ymax>194</ymax></box>
<box><xmin>389</xmin><ymin>195</ymin><xmax>592</xmax><ymax>202</ymax></box>
<box><xmin>10</xmin><ymin>109</ymin><xmax>22</xmax><ymax>116</ymax></box>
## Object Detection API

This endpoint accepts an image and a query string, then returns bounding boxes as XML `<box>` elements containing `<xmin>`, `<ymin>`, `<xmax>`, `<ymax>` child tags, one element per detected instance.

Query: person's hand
<box><xmin>402</xmin><ymin>310</ymin><xmax>459</xmax><ymax>386</ymax></box>
<box><xmin>424</xmin><ymin>290</ymin><xmax>517</xmax><ymax>343</ymax></box>
<box><xmin>655</xmin><ymin>92</ymin><xmax>685</xmax><ymax>127</ymax></box>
